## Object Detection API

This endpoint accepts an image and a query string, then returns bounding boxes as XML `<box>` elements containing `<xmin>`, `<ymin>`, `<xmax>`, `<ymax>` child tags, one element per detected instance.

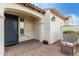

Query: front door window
<box><xmin>20</xmin><ymin>18</ymin><xmax>24</xmax><ymax>35</ymax></box>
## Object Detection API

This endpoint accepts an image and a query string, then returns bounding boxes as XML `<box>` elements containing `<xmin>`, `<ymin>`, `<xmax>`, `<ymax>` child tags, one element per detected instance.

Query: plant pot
<box><xmin>63</xmin><ymin>34</ymin><xmax>78</xmax><ymax>43</ymax></box>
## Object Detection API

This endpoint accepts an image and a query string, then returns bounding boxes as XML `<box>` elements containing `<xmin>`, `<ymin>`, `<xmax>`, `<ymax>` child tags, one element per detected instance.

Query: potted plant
<box><xmin>63</xmin><ymin>30</ymin><xmax>79</xmax><ymax>43</ymax></box>
<box><xmin>63</xmin><ymin>30</ymin><xmax>78</xmax><ymax>42</ymax></box>
<box><xmin>62</xmin><ymin>30</ymin><xmax>78</xmax><ymax>55</ymax></box>
<box><xmin>63</xmin><ymin>30</ymin><xmax>79</xmax><ymax>44</ymax></box>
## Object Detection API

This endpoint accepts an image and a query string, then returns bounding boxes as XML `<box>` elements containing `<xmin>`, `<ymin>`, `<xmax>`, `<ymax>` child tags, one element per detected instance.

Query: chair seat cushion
<box><xmin>61</xmin><ymin>41</ymin><xmax>74</xmax><ymax>47</ymax></box>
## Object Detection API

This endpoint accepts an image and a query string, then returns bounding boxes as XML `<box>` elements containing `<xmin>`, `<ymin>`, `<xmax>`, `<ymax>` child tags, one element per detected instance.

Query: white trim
<box><xmin>0</xmin><ymin>13</ymin><xmax>5</xmax><ymax>20</ymax></box>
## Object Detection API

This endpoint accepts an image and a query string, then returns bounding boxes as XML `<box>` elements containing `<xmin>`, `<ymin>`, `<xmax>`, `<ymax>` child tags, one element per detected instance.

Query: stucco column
<box><xmin>39</xmin><ymin>19</ymin><xmax>44</xmax><ymax>42</ymax></box>
<box><xmin>0</xmin><ymin>9</ymin><xmax>5</xmax><ymax>55</ymax></box>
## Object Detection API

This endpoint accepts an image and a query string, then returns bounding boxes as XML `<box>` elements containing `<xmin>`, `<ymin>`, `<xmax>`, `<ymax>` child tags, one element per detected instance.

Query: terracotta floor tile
<box><xmin>5</xmin><ymin>39</ymin><xmax>79</xmax><ymax>56</ymax></box>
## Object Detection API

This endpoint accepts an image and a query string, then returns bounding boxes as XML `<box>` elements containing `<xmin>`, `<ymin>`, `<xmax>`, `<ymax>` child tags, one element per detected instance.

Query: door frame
<box><xmin>4</xmin><ymin>13</ymin><xmax>19</xmax><ymax>46</ymax></box>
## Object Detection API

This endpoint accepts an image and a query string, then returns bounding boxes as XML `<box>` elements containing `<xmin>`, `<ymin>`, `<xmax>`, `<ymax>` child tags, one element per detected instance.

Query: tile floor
<box><xmin>5</xmin><ymin>39</ymin><xmax>79</xmax><ymax>56</ymax></box>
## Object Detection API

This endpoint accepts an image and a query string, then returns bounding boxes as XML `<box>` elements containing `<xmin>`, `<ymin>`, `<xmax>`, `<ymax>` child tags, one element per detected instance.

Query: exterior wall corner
<box><xmin>0</xmin><ymin>11</ymin><xmax>5</xmax><ymax>56</ymax></box>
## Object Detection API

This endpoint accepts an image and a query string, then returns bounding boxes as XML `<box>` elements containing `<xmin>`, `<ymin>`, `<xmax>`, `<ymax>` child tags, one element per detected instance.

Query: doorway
<box><xmin>4</xmin><ymin>13</ymin><xmax>18</xmax><ymax>46</ymax></box>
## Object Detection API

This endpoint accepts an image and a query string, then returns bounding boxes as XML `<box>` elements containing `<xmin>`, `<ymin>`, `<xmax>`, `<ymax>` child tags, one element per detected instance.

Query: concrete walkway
<box><xmin>5</xmin><ymin>39</ymin><xmax>79</xmax><ymax>56</ymax></box>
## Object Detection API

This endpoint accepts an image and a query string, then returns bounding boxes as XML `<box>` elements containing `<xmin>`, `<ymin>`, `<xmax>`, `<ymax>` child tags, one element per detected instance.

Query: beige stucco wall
<box><xmin>43</xmin><ymin>10</ymin><xmax>50</xmax><ymax>43</ymax></box>
<box><xmin>19</xmin><ymin>16</ymin><xmax>40</xmax><ymax>42</ymax></box>
<box><xmin>49</xmin><ymin>12</ymin><xmax>64</xmax><ymax>44</ymax></box>
<box><xmin>19</xmin><ymin>16</ymin><xmax>34</xmax><ymax>42</ymax></box>
<box><xmin>0</xmin><ymin>9</ymin><xmax>5</xmax><ymax>55</ymax></box>
<box><xmin>33</xmin><ymin>19</ymin><xmax>40</xmax><ymax>41</ymax></box>
<box><xmin>43</xmin><ymin>10</ymin><xmax>64</xmax><ymax>44</ymax></box>
<box><xmin>0</xmin><ymin>15</ymin><xmax>4</xmax><ymax>56</ymax></box>
<box><xmin>61</xmin><ymin>25</ymin><xmax>79</xmax><ymax>32</ymax></box>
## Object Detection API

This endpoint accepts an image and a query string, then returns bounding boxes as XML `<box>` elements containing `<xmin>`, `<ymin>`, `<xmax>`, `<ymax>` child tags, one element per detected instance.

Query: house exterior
<box><xmin>64</xmin><ymin>16</ymin><xmax>73</xmax><ymax>25</ymax></box>
<box><xmin>0</xmin><ymin>3</ymin><xmax>71</xmax><ymax>55</ymax></box>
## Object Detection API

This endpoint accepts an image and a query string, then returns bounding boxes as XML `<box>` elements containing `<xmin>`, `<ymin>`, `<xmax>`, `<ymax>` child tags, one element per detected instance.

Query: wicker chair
<box><xmin>60</xmin><ymin>34</ymin><xmax>78</xmax><ymax>56</ymax></box>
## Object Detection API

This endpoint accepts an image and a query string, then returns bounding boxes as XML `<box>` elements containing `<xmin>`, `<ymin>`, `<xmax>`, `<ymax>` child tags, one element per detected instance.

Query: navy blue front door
<box><xmin>5</xmin><ymin>14</ymin><xmax>18</xmax><ymax>45</ymax></box>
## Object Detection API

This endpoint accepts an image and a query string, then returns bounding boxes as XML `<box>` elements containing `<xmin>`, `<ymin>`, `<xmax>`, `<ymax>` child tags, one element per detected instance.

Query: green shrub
<box><xmin>63</xmin><ymin>30</ymin><xmax>79</xmax><ymax>36</ymax></box>
<box><xmin>75</xmin><ymin>31</ymin><xmax>79</xmax><ymax>36</ymax></box>
<box><xmin>63</xmin><ymin>30</ymin><xmax>75</xmax><ymax>34</ymax></box>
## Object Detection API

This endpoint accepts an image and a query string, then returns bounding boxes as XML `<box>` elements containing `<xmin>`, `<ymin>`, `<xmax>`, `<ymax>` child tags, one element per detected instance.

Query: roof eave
<box><xmin>50</xmin><ymin>9</ymin><xmax>65</xmax><ymax>20</ymax></box>
<box><xmin>18</xmin><ymin>3</ymin><xmax>46</xmax><ymax>14</ymax></box>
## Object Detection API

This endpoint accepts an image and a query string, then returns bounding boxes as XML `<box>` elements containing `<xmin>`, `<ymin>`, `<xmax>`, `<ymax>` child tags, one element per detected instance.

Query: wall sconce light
<box><xmin>52</xmin><ymin>16</ymin><xmax>56</xmax><ymax>22</ymax></box>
